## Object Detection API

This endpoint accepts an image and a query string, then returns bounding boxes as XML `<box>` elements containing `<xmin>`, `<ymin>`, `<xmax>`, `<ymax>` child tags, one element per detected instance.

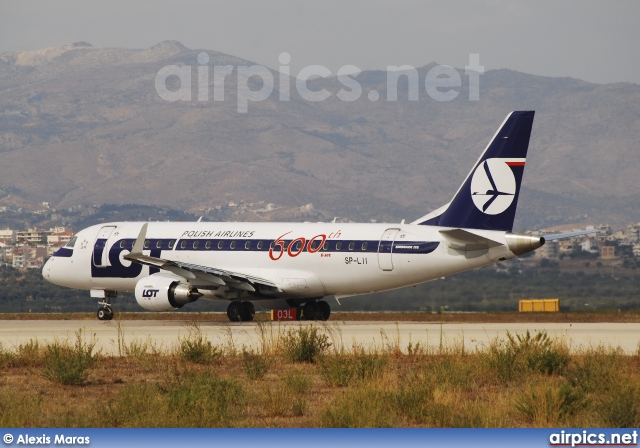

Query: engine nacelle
<box><xmin>134</xmin><ymin>274</ymin><xmax>202</xmax><ymax>311</ymax></box>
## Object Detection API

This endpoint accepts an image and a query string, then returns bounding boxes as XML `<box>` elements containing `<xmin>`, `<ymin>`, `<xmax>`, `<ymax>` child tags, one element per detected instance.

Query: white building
<box><xmin>581</xmin><ymin>238</ymin><xmax>600</xmax><ymax>254</ymax></box>
<box><xmin>17</xmin><ymin>228</ymin><xmax>50</xmax><ymax>245</ymax></box>
<box><xmin>0</xmin><ymin>228</ymin><xmax>16</xmax><ymax>243</ymax></box>
<box><xmin>47</xmin><ymin>231</ymin><xmax>74</xmax><ymax>245</ymax></box>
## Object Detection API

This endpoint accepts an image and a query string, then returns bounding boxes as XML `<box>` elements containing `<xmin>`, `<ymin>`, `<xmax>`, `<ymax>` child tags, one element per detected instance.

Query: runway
<box><xmin>1</xmin><ymin>319</ymin><xmax>639</xmax><ymax>355</ymax></box>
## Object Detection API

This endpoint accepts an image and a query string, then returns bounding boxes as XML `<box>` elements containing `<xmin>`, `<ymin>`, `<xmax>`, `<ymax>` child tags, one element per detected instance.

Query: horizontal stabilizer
<box><xmin>543</xmin><ymin>229</ymin><xmax>602</xmax><ymax>241</ymax></box>
<box><xmin>439</xmin><ymin>228</ymin><xmax>503</xmax><ymax>251</ymax></box>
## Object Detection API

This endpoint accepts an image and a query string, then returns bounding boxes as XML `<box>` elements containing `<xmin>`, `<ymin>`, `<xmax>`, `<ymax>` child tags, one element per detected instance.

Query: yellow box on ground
<box><xmin>518</xmin><ymin>299</ymin><xmax>559</xmax><ymax>312</ymax></box>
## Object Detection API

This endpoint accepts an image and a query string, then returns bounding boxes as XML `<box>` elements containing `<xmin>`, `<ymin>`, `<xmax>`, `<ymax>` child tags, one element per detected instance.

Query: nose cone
<box><xmin>41</xmin><ymin>256</ymin><xmax>76</xmax><ymax>287</ymax></box>
<box><xmin>42</xmin><ymin>257</ymin><xmax>53</xmax><ymax>281</ymax></box>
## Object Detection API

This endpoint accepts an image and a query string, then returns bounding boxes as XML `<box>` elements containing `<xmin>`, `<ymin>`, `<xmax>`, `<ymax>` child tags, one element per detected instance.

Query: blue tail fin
<box><xmin>413</xmin><ymin>110</ymin><xmax>535</xmax><ymax>232</ymax></box>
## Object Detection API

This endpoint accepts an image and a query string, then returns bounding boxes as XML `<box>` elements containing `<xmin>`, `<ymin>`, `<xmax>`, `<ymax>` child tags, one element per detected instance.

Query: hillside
<box><xmin>0</xmin><ymin>41</ymin><xmax>639</xmax><ymax>228</ymax></box>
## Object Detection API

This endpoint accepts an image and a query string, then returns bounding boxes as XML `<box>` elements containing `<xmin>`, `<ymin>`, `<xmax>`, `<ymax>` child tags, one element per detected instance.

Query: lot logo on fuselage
<box><xmin>470</xmin><ymin>158</ymin><xmax>521</xmax><ymax>215</ymax></box>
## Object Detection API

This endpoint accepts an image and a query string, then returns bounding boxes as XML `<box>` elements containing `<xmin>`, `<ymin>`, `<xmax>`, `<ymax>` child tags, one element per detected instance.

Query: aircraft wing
<box><xmin>123</xmin><ymin>224</ymin><xmax>279</xmax><ymax>292</ymax></box>
<box><xmin>542</xmin><ymin>229</ymin><xmax>602</xmax><ymax>241</ymax></box>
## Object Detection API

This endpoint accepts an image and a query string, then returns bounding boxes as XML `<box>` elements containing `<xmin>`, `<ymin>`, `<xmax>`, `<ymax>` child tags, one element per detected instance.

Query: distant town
<box><xmin>2</xmin><ymin>217</ymin><xmax>639</xmax><ymax>271</ymax></box>
<box><xmin>0</xmin><ymin>226</ymin><xmax>73</xmax><ymax>268</ymax></box>
<box><xmin>532</xmin><ymin>224</ymin><xmax>640</xmax><ymax>262</ymax></box>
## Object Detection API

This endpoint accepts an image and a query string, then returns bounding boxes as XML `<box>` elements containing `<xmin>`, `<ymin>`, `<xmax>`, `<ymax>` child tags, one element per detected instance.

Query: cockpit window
<box><xmin>65</xmin><ymin>236</ymin><xmax>77</xmax><ymax>248</ymax></box>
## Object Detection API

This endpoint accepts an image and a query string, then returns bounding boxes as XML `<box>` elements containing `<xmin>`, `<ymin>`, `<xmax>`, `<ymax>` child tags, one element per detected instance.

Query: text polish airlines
<box><xmin>42</xmin><ymin>111</ymin><xmax>585</xmax><ymax>321</ymax></box>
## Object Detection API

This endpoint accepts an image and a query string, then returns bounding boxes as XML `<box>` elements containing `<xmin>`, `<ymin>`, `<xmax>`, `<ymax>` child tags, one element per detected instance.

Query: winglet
<box><xmin>131</xmin><ymin>223</ymin><xmax>148</xmax><ymax>255</ymax></box>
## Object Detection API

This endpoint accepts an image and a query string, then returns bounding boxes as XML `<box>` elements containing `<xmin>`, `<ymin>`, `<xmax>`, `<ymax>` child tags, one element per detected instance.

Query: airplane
<box><xmin>42</xmin><ymin>110</ymin><xmax>589</xmax><ymax>322</ymax></box>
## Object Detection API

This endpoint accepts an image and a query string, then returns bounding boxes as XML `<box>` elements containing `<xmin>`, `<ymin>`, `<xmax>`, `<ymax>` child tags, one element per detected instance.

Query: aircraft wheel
<box><xmin>303</xmin><ymin>301</ymin><xmax>319</xmax><ymax>321</ymax></box>
<box><xmin>317</xmin><ymin>301</ymin><xmax>331</xmax><ymax>321</ymax></box>
<box><xmin>227</xmin><ymin>301</ymin><xmax>242</xmax><ymax>322</ymax></box>
<box><xmin>97</xmin><ymin>307</ymin><xmax>111</xmax><ymax>321</ymax></box>
<box><xmin>241</xmin><ymin>301</ymin><xmax>255</xmax><ymax>322</ymax></box>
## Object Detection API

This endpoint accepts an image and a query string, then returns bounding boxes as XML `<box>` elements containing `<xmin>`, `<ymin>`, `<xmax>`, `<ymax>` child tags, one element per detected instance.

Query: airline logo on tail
<box><xmin>470</xmin><ymin>158</ymin><xmax>525</xmax><ymax>215</ymax></box>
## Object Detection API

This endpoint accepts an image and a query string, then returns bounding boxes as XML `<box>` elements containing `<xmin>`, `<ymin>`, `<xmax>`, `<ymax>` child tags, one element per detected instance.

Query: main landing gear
<box><xmin>224</xmin><ymin>300</ymin><xmax>331</xmax><ymax>322</ymax></box>
<box><xmin>226</xmin><ymin>301</ymin><xmax>255</xmax><ymax>322</ymax></box>
<box><xmin>302</xmin><ymin>300</ymin><xmax>331</xmax><ymax>321</ymax></box>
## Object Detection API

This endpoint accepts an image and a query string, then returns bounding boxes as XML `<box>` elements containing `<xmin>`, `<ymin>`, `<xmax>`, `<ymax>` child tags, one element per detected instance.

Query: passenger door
<box><xmin>377</xmin><ymin>228</ymin><xmax>400</xmax><ymax>271</ymax></box>
<box><xmin>93</xmin><ymin>226</ymin><xmax>116</xmax><ymax>267</ymax></box>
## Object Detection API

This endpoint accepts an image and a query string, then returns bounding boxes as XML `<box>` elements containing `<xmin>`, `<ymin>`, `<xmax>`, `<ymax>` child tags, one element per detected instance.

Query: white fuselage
<box><xmin>41</xmin><ymin>110</ymin><xmax>543</xmax><ymax>316</ymax></box>
<box><xmin>43</xmin><ymin>220</ymin><xmax>518</xmax><ymax>305</ymax></box>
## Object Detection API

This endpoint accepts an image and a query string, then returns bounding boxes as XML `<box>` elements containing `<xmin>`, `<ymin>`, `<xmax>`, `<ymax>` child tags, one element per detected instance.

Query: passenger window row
<box><xmin>120</xmin><ymin>239</ymin><xmax>371</xmax><ymax>252</ymax></box>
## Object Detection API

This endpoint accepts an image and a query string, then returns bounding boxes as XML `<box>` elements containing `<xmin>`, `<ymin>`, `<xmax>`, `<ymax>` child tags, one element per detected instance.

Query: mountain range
<box><xmin>1</xmin><ymin>41</ymin><xmax>639</xmax><ymax>229</ymax></box>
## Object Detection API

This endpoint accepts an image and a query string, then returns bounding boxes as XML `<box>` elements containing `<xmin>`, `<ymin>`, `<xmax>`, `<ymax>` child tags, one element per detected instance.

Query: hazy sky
<box><xmin>1</xmin><ymin>0</ymin><xmax>639</xmax><ymax>84</ymax></box>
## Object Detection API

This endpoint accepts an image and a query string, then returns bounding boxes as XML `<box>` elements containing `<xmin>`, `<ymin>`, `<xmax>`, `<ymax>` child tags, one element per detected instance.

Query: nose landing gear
<box><xmin>95</xmin><ymin>290</ymin><xmax>116</xmax><ymax>321</ymax></box>
<box><xmin>97</xmin><ymin>306</ymin><xmax>114</xmax><ymax>321</ymax></box>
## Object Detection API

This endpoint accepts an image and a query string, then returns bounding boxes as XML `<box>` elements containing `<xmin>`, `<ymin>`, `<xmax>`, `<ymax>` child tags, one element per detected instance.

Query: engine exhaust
<box><xmin>505</xmin><ymin>234</ymin><xmax>545</xmax><ymax>256</ymax></box>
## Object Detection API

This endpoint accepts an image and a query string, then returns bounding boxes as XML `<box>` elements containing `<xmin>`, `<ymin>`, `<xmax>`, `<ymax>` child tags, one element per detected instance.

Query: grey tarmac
<box><xmin>1</xmin><ymin>319</ymin><xmax>639</xmax><ymax>355</ymax></box>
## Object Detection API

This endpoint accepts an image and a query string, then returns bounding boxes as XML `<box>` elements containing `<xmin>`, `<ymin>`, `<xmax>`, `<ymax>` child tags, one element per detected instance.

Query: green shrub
<box><xmin>486</xmin><ymin>331</ymin><xmax>569</xmax><ymax>382</ymax></box>
<box><xmin>406</xmin><ymin>341</ymin><xmax>427</xmax><ymax>356</ymax></box>
<box><xmin>0</xmin><ymin>343</ymin><xmax>12</xmax><ymax>368</ymax></box>
<box><xmin>320</xmin><ymin>356</ymin><xmax>357</xmax><ymax>387</ymax></box>
<box><xmin>102</xmin><ymin>384</ymin><xmax>163</xmax><ymax>427</ymax></box>
<box><xmin>598</xmin><ymin>382</ymin><xmax>640</xmax><ymax>427</ymax></box>
<box><xmin>393</xmin><ymin>374</ymin><xmax>435</xmax><ymax>422</ymax></box>
<box><xmin>165</xmin><ymin>371</ymin><xmax>245</xmax><ymax>427</ymax></box>
<box><xmin>565</xmin><ymin>345</ymin><xmax>624</xmax><ymax>393</ymax></box>
<box><xmin>123</xmin><ymin>338</ymin><xmax>155</xmax><ymax>360</ymax></box>
<box><xmin>514</xmin><ymin>382</ymin><xmax>586</xmax><ymax>425</ymax></box>
<box><xmin>320</xmin><ymin>352</ymin><xmax>387</xmax><ymax>387</ymax></box>
<box><xmin>321</xmin><ymin>387</ymin><xmax>395</xmax><ymax>428</ymax></box>
<box><xmin>283</xmin><ymin>368</ymin><xmax>312</xmax><ymax>394</ymax></box>
<box><xmin>277</xmin><ymin>370</ymin><xmax>311</xmax><ymax>416</ymax></box>
<box><xmin>15</xmin><ymin>339</ymin><xmax>43</xmax><ymax>367</ymax></box>
<box><xmin>0</xmin><ymin>339</ymin><xmax>43</xmax><ymax>368</ymax></box>
<box><xmin>43</xmin><ymin>330</ymin><xmax>97</xmax><ymax>385</ymax></box>
<box><xmin>513</xmin><ymin>331</ymin><xmax>570</xmax><ymax>375</ymax></box>
<box><xmin>178</xmin><ymin>328</ymin><xmax>221</xmax><ymax>364</ymax></box>
<box><xmin>242</xmin><ymin>348</ymin><xmax>271</xmax><ymax>380</ymax></box>
<box><xmin>423</xmin><ymin>355</ymin><xmax>476</xmax><ymax>391</ymax></box>
<box><xmin>291</xmin><ymin>397</ymin><xmax>307</xmax><ymax>417</ymax></box>
<box><xmin>354</xmin><ymin>352</ymin><xmax>387</xmax><ymax>380</ymax></box>
<box><xmin>264</xmin><ymin>384</ymin><xmax>307</xmax><ymax>417</ymax></box>
<box><xmin>486</xmin><ymin>337</ymin><xmax>524</xmax><ymax>382</ymax></box>
<box><xmin>283</xmin><ymin>326</ymin><xmax>331</xmax><ymax>363</ymax></box>
<box><xmin>0</xmin><ymin>388</ymin><xmax>42</xmax><ymax>426</ymax></box>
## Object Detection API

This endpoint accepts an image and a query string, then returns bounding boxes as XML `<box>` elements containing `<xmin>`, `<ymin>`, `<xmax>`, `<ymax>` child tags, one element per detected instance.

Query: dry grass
<box><xmin>1</xmin><ymin>325</ymin><xmax>639</xmax><ymax>427</ymax></box>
